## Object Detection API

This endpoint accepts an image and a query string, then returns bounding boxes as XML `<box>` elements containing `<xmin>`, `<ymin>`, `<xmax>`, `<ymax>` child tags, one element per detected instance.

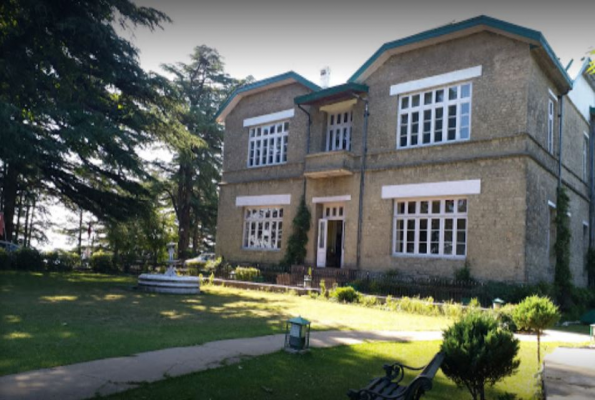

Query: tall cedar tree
<box><xmin>0</xmin><ymin>0</ymin><xmax>196</xmax><ymax>242</ymax></box>
<box><xmin>282</xmin><ymin>196</ymin><xmax>311</xmax><ymax>267</ymax></box>
<box><xmin>161</xmin><ymin>46</ymin><xmax>241</xmax><ymax>258</ymax></box>
<box><xmin>554</xmin><ymin>187</ymin><xmax>573</xmax><ymax>303</ymax></box>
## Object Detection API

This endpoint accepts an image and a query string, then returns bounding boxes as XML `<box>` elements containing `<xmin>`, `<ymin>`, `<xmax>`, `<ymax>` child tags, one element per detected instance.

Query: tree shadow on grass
<box><xmin>104</xmin><ymin>341</ymin><xmax>525</xmax><ymax>400</ymax></box>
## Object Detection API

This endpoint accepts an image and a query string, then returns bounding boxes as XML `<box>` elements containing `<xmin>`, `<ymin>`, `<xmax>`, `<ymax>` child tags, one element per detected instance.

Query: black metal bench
<box><xmin>347</xmin><ymin>352</ymin><xmax>445</xmax><ymax>400</ymax></box>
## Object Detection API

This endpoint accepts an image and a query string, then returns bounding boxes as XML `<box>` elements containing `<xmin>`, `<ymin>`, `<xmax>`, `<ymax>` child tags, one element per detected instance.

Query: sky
<box><xmin>42</xmin><ymin>0</ymin><xmax>594</xmax><ymax>250</ymax></box>
<box><xmin>125</xmin><ymin>0</ymin><xmax>594</xmax><ymax>85</ymax></box>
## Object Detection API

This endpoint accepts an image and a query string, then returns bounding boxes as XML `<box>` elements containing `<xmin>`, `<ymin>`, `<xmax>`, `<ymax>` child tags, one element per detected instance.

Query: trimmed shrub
<box><xmin>494</xmin><ymin>304</ymin><xmax>518</xmax><ymax>332</ymax></box>
<box><xmin>90</xmin><ymin>251</ymin><xmax>117</xmax><ymax>274</ymax></box>
<box><xmin>398</xmin><ymin>296</ymin><xmax>439</xmax><ymax>316</ymax></box>
<box><xmin>330</xmin><ymin>286</ymin><xmax>361</xmax><ymax>303</ymax></box>
<box><xmin>441</xmin><ymin>300</ymin><xmax>464</xmax><ymax>319</ymax></box>
<box><xmin>205</xmin><ymin>257</ymin><xmax>223</xmax><ymax>271</ymax></box>
<box><xmin>441</xmin><ymin>312</ymin><xmax>520</xmax><ymax>400</ymax></box>
<box><xmin>0</xmin><ymin>248</ymin><xmax>11</xmax><ymax>270</ymax></box>
<box><xmin>359</xmin><ymin>295</ymin><xmax>380</xmax><ymax>307</ymax></box>
<box><xmin>454</xmin><ymin>262</ymin><xmax>473</xmax><ymax>282</ymax></box>
<box><xmin>12</xmin><ymin>247</ymin><xmax>44</xmax><ymax>271</ymax></box>
<box><xmin>234</xmin><ymin>266</ymin><xmax>261</xmax><ymax>282</ymax></box>
<box><xmin>185</xmin><ymin>259</ymin><xmax>207</xmax><ymax>269</ymax></box>
<box><xmin>513</xmin><ymin>295</ymin><xmax>560</xmax><ymax>363</ymax></box>
<box><xmin>319</xmin><ymin>279</ymin><xmax>327</xmax><ymax>298</ymax></box>
<box><xmin>44</xmin><ymin>251</ymin><xmax>80</xmax><ymax>272</ymax></box>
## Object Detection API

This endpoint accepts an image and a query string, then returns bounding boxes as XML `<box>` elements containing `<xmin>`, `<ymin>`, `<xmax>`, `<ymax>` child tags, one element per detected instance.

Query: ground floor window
<box><xmin>243</xmin><ymin>207</ymin><xmax>283</xmax><ymax>250</ymax></box>
<box><xmin>393</xmin><ymin>198</ymin><xmax>467</xmax><ymax>257</ymax></box>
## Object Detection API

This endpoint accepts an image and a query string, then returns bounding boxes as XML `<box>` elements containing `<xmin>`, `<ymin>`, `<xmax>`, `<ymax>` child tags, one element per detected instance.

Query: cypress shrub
<box><xmin>441</xmin><ymin>312</ymin><xmax>520</xmax><ymax>400</ymax></box>
<box><xmin>281</xmin><ymin>195</ymin><xmax>311</xmax><ymax>267</ymax></box>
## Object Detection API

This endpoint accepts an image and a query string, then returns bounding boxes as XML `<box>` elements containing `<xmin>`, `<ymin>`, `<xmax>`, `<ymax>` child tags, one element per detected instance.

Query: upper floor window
<box><xmin>326</xmin><ymin>110</ymin><xmax>353</xmax><ymax>152</ymax></box>
<box><xmin>583</xmin><ymin>132</ymin><xmax>589</xmax><ymax>182</ymax></box>
<box><xmin>393</xmin><ymin>198</ymin><xmax>467</xmax><ymax>258</ymax></box>
<box><xmin>243</xmin><ymin>207</ymin><xmax>283</xmax><ymax>250</ymax></box>
<box><xmin>398</xmin><ymin>82</ymin><xmax>472</xmax><ymax>149</ymax></box>
<box><xmin>248</xmin><ymin>121</ymin><xmax>289</xmax><ymax>167</ymax></box>
<box><xmin>547</xmin><ymin>99</ymin><xmax>555</xmax><ymax>154</ymax></box>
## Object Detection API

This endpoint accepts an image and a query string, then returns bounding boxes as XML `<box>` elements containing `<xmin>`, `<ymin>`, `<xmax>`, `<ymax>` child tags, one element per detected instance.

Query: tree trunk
<box><xmin>14</xmin><ymin>191</ymin><xmax>24</xmax><ymax>244</ymax></box>
<box><xmin>192</xmin><ymin>219</ymin><xmax>200</xmax><ymax>255</ymax></box>
<box><xmin>77</xmin><ymin>209</ymin><xmax>83</xmax><ymax>256</ymax></box>
<box><xmin>537</xmin><ymin>331</ymin><xmax>541</xmax><ymax>365</ymax></box>
<box><xmin>23</xmin><ymin>202</ymin><xmax>31</xmax><ymax>247</ymax></box>
<box><xmin>27</xmin><ymin>198</ymin><xmax>36</xmax><ymax>247</ymax></box>
<box><xmin>1</xmin><ymin>164</ymin><xmax>18</xmax><ymax>242</ymax></box>
<box><xmin>176</xmin><ymin>163</ymin><xmax>193</xmax><ymax>259</ymax></box>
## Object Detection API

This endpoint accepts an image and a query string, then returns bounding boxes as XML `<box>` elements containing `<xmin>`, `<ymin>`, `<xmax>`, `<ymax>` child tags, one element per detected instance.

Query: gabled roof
<box><xmin>348</xmin><ymin>15</ymin><xmax>573</xmax><ymax>91</ymax></box>
<box><xmin>294</xmin><ymin>83</ymin><xmax>368</xmax><ymax>106</ymax></box>
<box><xmin>215</xmin><ymin>71</ymin><xmax>320</xmax><ymax>122</ymax></box>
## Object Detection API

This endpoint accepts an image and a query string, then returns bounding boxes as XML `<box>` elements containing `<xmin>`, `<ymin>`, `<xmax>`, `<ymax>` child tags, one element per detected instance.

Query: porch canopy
<box><xmin>294</xmin><ymin>82</ymin><xmax>369</xmax><ymax>107</ymax></box>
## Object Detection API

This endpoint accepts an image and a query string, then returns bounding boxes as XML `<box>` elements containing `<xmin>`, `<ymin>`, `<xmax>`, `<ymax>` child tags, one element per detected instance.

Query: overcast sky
<box><xmin>125</xmin><ymin>0</ymin><xmax>594</xmax><ymax>85</ymax></box>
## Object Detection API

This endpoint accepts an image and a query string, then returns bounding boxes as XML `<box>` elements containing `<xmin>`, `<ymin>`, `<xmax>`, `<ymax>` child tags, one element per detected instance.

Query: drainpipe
<box><xmin>354</xmin><ymin>94</ymin><xmax>370</xmax><ymax>269</ymax></box>
<box><xmin>297</xmin><ymin>104</ymin><xmax>312</xmax><ymax>195</ymax></box>
<box><xmin>590</xmin><ymin>118</ymin><xmax>595</xmax><ymax>247</ymax></box>
<box><xmin>557</xmin><ymin>96</ymin><xmax>565</xmax><ymax>188</ymax></box>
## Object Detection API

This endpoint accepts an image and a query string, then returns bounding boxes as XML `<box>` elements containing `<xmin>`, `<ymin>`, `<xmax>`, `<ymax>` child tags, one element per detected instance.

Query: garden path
<box><xmin>0</xmin><ymin>329</ymin><xmax>588</xmax><ymax>400</ymax></box>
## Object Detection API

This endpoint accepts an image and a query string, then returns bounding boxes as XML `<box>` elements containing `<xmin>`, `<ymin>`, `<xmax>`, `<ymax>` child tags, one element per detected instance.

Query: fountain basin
<box><xmin>138</xmin><ymin>274</ymin><xmax>200</xmax><ymax>294</ymax></box>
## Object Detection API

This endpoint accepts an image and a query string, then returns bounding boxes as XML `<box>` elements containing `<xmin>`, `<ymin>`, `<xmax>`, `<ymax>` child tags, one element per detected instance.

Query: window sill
<box><xmin>396</xmin><ymin>137</ymin><xmax>470</xmax><ymax>151</ymax></box>
<box><xmin>391</xmin><ymin>253</ymin><xmax>466</xmax><ymax>261</ymax></box>
<box><xmin>246</xmin><ymin>162</ymin><xmax>288</xmax><ymax>169</ymax></box>
<box><xmin>242</xmin><ymin>248</ymin><xmax>282</xmax><ymax>252</ymax></box>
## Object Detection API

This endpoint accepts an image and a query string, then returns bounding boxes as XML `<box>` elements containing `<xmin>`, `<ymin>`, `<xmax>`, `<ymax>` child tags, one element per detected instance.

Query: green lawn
<box><xmin>0</xmin><ymin>271</ymin><xmax>451</xmax><ymax>376</ymax></box>
<box><xmin>106</xmin><ymin>340</ymin><xmax>564</xmax><ymax>400</ymax></box>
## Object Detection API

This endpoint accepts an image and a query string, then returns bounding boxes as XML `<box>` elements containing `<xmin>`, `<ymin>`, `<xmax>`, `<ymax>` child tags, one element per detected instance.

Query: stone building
<box><xmin>215</xmin><ymin>16</ymin><xmax>595</xmax><ymax>287</ymax></box>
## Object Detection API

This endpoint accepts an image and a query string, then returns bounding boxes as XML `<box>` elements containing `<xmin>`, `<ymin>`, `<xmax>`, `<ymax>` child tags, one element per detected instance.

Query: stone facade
<box><xmin>216</xmin><ymin>19</ymin><xmax>594</xmax><ymax>287</ymax></box>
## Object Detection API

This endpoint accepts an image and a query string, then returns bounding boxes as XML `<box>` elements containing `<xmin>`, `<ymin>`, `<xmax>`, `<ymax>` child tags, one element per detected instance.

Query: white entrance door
<box><xmin>317</xmin><ymin>219</ymin><xmax>327</xmax><ymax>268</ymax></box>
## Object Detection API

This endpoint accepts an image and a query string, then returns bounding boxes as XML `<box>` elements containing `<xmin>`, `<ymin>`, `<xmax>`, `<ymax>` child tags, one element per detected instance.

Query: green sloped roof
<box><xmin>294</xmin><ymin>83</ymin><xmax>368</xmax><ymax>105</ymax></box>
<box><xmin>215</xmin><ymin>71</ymin><xmax>320</xmax><ymax>121</ymax></box>
<box><xmin>348</xmin><ymin>15</ymin><xmax>573</xmax><ymax>89</ymax></box>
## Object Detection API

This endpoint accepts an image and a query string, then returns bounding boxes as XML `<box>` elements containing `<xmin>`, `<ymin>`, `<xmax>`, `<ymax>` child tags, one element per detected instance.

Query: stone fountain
<box><xmin>137</xmin><ymin>242</ymin><xmax>200</xmax><ymax>294</ymax></box>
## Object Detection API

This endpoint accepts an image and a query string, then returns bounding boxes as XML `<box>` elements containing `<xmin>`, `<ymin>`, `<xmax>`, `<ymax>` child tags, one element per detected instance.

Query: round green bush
<box><xmin>331</xmin><ymin>286</ymin><xmax>361</xmax><ymax>303</ymax></box>
<box><xmin>44</xmin><ymin>250</ymin><xmax>80</xmax><ymax>272</ymax></box>
<box><xmin>12</xmin><ymin>247</ymin><xmax>44</xmax><ymax>271</ymax></box>
<box><xmin>441</xmin><ymin>312</ymin><xmax>520</xmax><ymax>400</ymax></box>
<box><xmin>90</xmin><ymin>251</ymin><xmax>117</xmax><ymax>273</ymax></box>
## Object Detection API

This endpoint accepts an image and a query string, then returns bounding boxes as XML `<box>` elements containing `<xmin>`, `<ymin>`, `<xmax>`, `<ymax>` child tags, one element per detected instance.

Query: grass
<box><xmin>0</xmin><ymin>271</ymin><xmax>452</xmax><ymax>376</ymax></box>
<box><xmin>105</xmin><ymin>340</ymin><xmax>567</xmax><ymax>400</ymax></box>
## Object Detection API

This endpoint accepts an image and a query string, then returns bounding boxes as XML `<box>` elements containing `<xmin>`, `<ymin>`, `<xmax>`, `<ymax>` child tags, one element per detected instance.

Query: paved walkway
<box><xmin>544</xmin><ymin>347</ymin><xmax>595</xmax><ymax>400</ymax></box>
<box><xmin>0</xmin><ymin>329</ymin><xmax>589</xmax><ymax>400</ymax></box>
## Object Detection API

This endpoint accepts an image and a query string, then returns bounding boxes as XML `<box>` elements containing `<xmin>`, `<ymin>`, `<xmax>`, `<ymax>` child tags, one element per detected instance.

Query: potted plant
<box><xmin>304</xmin><ymin>267</ymin><xmax>313</xmax><ymax>288</ymax></box>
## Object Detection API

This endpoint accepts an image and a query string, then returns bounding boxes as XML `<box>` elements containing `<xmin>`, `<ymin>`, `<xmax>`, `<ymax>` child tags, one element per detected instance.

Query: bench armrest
<box><xmin>382</xmin><ymin>362</ymin><xmax>425</xmax><ymax>384</ymax></box>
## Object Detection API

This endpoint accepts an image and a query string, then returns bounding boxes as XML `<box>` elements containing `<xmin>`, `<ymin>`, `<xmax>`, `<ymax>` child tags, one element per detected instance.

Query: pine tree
<box><xmin>161</xmin><ymin>46</ymin><xmax>243</xmax><ymax>258</ymax></box>
<box><xmin>0</xmin><ymin>0</ymin><xmax>194</xmax><ymax>242</ymax></box>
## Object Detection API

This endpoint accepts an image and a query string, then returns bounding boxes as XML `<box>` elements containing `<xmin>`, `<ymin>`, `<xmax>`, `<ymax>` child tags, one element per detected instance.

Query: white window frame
<box><xmin>583</xmin><ymin>131</ymin><xmax>589</xmax><ymax>182</ymax></box>
<box><xmin>326</xmin><ymin>109</ymin><xmax>353</xmax><ymax>152</ymax></box>
<box><xmin>397</xmin><ymin>82</ymin><xmax>472</xmax><ymax>149</ymax></box>
<box><xmin>392</xmin><ymin>197</ymin><xmax>468</xmax><ymax>259</ymax></box>
<box><xmin>248</xmin><ymin>121</ymin><xmax>289</xmax><ymax>168</ymax></box>
<box><xmin>242</xmin><ymin>206</ymin><xmax>284</xmax><ymax>251</ymax></box>
<box><xmin>547</xmin><ymin>99</ymin><xmax>555</xmax><ymax>154</ymax></box>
